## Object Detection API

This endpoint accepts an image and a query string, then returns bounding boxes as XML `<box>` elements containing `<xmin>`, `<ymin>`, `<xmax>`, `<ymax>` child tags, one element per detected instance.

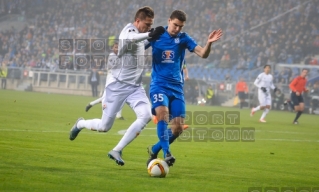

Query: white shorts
<box><xmin>102</xmin><ymin>81</ymin><xmax>150</xmax><ymax>118</ymax></box>
<box><xmin>258</xmin><ymin>91</ymin><xmax>272</xmax><ymax>106</ymax></box>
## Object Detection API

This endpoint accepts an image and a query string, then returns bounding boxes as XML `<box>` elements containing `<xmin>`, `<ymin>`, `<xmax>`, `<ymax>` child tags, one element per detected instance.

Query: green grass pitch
<box><xmin>0</xmin><ymin>90</ymin><xmax>318</xmax><ymax>192</ymax></box>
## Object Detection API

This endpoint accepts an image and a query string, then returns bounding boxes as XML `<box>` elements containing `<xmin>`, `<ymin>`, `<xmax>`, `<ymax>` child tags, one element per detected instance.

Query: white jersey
<box><xmin>254</xmin><ymin>72</ymin><xmax>275</xmax><ymax>106</ymax></box>
<box><xmin>254</xmin><ymin>72</ymin><xmax>275</xmax><ymax>94</ymax></box>
<box><xmin>111</xmin><ymin>23</ymin><xmax>150</xmax><ymax>86</ymax></box>
<box><xmin>105</xmin><ymin>52</ymin><xmax>118</xmax><ymax>87</ymax></box>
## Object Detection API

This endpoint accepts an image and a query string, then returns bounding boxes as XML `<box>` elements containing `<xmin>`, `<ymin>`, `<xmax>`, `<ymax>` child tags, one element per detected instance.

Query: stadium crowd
<box><xmin>0</xmin><ymin>0</ymin><xmax>318</xmax><ymax>71</ymax></box>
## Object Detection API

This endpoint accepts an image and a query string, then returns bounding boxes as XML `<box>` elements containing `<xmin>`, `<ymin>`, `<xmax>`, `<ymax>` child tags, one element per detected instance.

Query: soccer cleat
<box><xmin>108</xmin><ymin>150</ymin><xmax>125</xmax><ymax>166</ymax></box>
<box><xmin>259</xmin><ymin>119</ymin><xmax>266</xmax><ymax>123</ymax></box>
<box><xmin>146</xmin><ymin>145</ymin><xmax>157</xmax><ymax>166</ymax></box>
<box><xmin>183</xmin><ymin>124</ymin><xmax>189</xmax><ymax>130</ymax></box>
<box><xmin>164</xmin><ymin>153</ymin><xmax>176</xmax><ymax>167</ymax></box>
<box><xmin>293</xmin><ymin>121</ymin><xmax>299</xmax><ymax>124</ymax></box>
<box><xmin>69</xmin><ymin>117</ymin><xmax>84</xmax><ymax>140</ymax></box>
<box><xmin>85</xmin><ymin>104</ymin><xmax>92</xmax><ymax>112</ymax></box>
<box><xmin>117</xmin><ymin>116</ymin><xmax>125</xmax><ymax>120</ymax></box>
<box><xmin>250</xmin><ymin>108</ymin><xmax>255</xmax><ymax>117</ymax></box>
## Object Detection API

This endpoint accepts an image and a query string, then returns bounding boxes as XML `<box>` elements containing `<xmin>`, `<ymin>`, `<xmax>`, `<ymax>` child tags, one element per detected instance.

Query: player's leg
<box><xmin>86</xmin><ymin>89</ymin><xmax>105</xmax><ymax>112</ymax></box>
<box><xmin>238</xmin><ymin>92</ymin><xmax>244</xmax><ymax>109</ymax></box>
<box><xmin>260</xmin><ymin>96</ymin><xmax>271</xmax><ymax>122</ymax></box>
<box><xmin>116</xmin><ymin>109</ymin><xmax>125</xmax><ymax>120</ymax></box>
<box><xmin>70</xmin><ymin>82</ymin><xmax>126</xmax><ymax>140</ymax></box>
<box><xmin>148</xmin><ymin>91</ymin><xmax>171</xmax><ymax>158</ymax></box>
<box><xmin>251</xmin><ymin>91</ymin><xmax>265</xmax><ymax>116</ymax></box>
<box><xmin>293</xmin><ymin>95</ymin><xmax>304</xmax><ymax>124</ymax></box>
<box><xmin>109</xmin><ymin>87</ymin><xmax>152</xmax><ymax>165</ymax></box>
<box><xmin>86</xmin><ymin>97</ymin><xmax>103</xmax><ymax>112</ymax></box>
<box><xmin>147</xmin><ymin>97</ymin><xmax>184</xmax><ymax>167</ymax></box>
<box><xmin>112</xmin><ymin>86</ymin><xmax>152</xmax><ymax>152</ymax></box>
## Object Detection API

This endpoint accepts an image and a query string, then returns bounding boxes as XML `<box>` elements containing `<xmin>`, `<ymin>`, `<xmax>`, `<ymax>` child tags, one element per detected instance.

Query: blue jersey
<box><xmin>147</xmin><ymin>28</ymin><xmax>197</xmax><ymax>94</ymax></box>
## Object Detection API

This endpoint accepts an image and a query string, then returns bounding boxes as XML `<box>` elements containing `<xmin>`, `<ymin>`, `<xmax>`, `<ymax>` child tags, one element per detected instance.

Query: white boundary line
<box><xmin>0</xmin><ymin>128</ymin><xmax>318</xmax><ymax>143</ymax></box>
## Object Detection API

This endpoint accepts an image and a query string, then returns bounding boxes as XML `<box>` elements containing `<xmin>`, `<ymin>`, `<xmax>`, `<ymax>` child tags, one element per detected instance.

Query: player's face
<box><xmin>136</xmin><ymin>17</ymin><xmax>153</xmax><ymax>33</ymax></box>
<box><xmin>167</xmin><ymin>18</ymin><xmax>185</xmax><ymax>36</ymax></box>
<box><xmin>301</xmin><ymin>70</ymin><xmax>308</xmax><ymax>78</ymax></box>
<box><xmin>264</xmin><ymin>66</ymin><xmax>271</xmax><ymax>74</ymax></box>
<box><xmin>112</xmin><ymin>44</ymin><xmax>118</xmax><ymax>55</ymax></box>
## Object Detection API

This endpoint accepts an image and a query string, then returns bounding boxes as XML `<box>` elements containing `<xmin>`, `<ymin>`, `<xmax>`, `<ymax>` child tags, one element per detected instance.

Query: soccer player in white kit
<box><xmin>85</xmin><ymin>42</ymin><xmax>125</xmax><ymax>120</ymax></box>
<box><xmin>250</xmin><ymin>65</ymin><xmax>277</xmax><ymax>122</ymax></box>
<box><xmin>69</xmin><ymin>6</ymin><xmax>166</xmax><ymax>166</ymax></box>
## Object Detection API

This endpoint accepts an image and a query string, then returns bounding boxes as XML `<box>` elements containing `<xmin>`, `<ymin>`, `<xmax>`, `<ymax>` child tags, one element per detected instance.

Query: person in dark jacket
<box><xmin>89</xmin><ymin>68</ymin><xmax>100</xmax><ymax>97</ymax></box>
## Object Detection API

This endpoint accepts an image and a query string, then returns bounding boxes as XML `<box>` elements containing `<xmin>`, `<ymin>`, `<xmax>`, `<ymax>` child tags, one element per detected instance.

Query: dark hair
<box><xmin>134</xmin><ymin>6</ymin><xmax>154</xmax><ymax>21</ymax></box>
<box><xmin>112</xmin><ymin>41</ymin><xmax>118</xmax><ymax>46</ymax></box>
<box><xmin>264</xmin><ymin>64</ymin><xmax>271</xmax><ymax>69</ymax></box>
<box><xmin>302</xmin><ymin>68</ymin><xmax>308</xmax><ymax>72</ymax></box>
<box><xmin>170</xmin><ymin>10</ymin><xmax>187</xmax><ymax>22</ymax></box>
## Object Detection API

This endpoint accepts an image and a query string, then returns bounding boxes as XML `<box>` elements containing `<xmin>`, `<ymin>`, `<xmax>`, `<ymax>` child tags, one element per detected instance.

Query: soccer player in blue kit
<box><xmin>146</xmin><ymin>10</ymin><xmax>223</xmax><ymax>166</ymax></box>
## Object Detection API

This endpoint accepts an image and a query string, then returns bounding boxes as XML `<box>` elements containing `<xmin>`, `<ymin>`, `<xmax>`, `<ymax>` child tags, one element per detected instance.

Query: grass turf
<box><xmin>0</xmin><ymin>90</ymin><xmax>318</xmax><ymax>192</ymax></box>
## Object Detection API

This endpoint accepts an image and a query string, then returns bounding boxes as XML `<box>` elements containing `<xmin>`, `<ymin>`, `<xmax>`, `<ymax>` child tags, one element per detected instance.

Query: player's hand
<box><xmin>147</xmin><ymin>28</ymin><xmax>155</xmax><ymax>42</ymax></box>
<box><xmin>148</xmin><ymin>26</ymin><xmax>165</xmax><ymax>40</ymax></box>
<box><xmin>207</xmin><ymin>29</ymin><xmax>223</xmax><ymax>43</ymax></box>
<box><xmin>261</xmin><ymin>87</ymin><xmax>267</xmax><ymax>93</ymax></box>
<box><xmin>184</xmin><ymin>76</ymin><xmax>189</xmax><ymax>81</ymax></box>
<box><xmin>296</xmin><ymin>91</ymin><xmax>300</xmax><ymax>96</ymax></box>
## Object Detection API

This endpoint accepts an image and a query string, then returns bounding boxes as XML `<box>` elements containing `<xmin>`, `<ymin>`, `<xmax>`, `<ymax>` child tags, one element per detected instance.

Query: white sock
<box><xmin>116</xmin><ymin>109</ymin><xmax>122</xmax><ymax>118</ymax></box>
<box><xmin>260</xmin><ymin>108</ymin><xmax>269</xmax><ymax>120</ymax></box>
<box><xmin>253</xmin><ymin>106</ymin><xmax>261</xmax><ymax>112</ymax></box>
<box><xmin>77</xmin><ymin>119</ymin><xmax>101</xmax><ymax>131</ymax></box>
<box><xmin>113</xmin><ymin>119</ymin><xmax>145</xmax><ymax>151</ymax></box>
<box><xmin>89</xmin><ymin>97</ymin><xmax>102</xmax><ymax>106</ymax></box>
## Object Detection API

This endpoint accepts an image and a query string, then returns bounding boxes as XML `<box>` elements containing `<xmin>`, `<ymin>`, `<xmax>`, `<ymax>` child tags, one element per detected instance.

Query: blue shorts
<box><xmin>150</xmin><ymin>86</ymin><xmax>185</xmax><ymax>120</ymax></box>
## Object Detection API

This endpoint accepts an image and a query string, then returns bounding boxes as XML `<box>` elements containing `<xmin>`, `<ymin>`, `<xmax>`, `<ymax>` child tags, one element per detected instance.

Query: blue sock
<box><xmin>152</xmin><ymin>128</ymin><xmax>177</xmax><ymax>156</ymax></box>
<box><xmin>154</xmin><ymin>120</ymin><xmax>169</xmax><ymax>158</ymax></box>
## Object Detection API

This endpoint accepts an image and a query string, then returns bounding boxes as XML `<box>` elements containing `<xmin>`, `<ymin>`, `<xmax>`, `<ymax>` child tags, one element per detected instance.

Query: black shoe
<box><xmin>85</xmin><ymin>104</ymin><xmax>92</xmax><ymax>112</ymax></box>
<box><xmin>146</xmin><ymin>145</ymin><xmax>157</xmax><ymax>167</ymax></box>
<box><xmin>164</xmin><ymin>153</ymin><xmax>176</xmax><ymax>167</ymax></box>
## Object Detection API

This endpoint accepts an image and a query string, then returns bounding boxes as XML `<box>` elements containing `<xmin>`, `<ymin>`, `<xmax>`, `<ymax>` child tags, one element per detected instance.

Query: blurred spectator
<box><xmin>236</xmin><ymin>56</ymin><xmax>246</xmax><ymax>69</ymax></box>
<box><xmin>0</xmin><ymin>62</ymin><xmax>8</xmax><ymax>89</ymax></box>
<box><xmin>88</xmin><ymin>68</ymin><xmax>100</xmax><ymax>97</ymax></box>
<box><xmin>190</xmin><ymin>85</ymin><xmax>199</xmax><ymax>105</ymax></box>
<box><xmin>0</xmin><ymin>0</ymin><xmax>318</xmax><ymax>76</ymax></box>
<box><xmin>206</xmin><ymin>85</ymin><xmax>214</xmax><ymax>106</ymax></box>
<box><xmin>219</xmin><ymin>50</ymin><xmax>230</xmax><ymax>68</ymax></box>
<box><xmin>272</xmin><ymin>89</ymin><xmax>284</xmax><ymax>110</ymax></box>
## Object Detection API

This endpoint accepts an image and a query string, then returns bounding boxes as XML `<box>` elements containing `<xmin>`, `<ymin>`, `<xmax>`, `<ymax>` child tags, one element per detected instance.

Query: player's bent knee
<box><xmin>136</xmin><ymin>104</ymin><xmax>152</xmax><ymax>124</ymax></box>
<box><xmin>99</xmin><ymin>117</ymin><xmax>115</xmax><ymax>132</ymax></box>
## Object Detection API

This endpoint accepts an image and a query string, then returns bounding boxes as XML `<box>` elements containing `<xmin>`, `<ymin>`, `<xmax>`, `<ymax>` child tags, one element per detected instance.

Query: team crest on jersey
<box><xmin>162</xmin><ymin>50</ymin><xmax>174</xmax><ymax>60</ymax></box>
<box><xmin>174</xmin><ymin>38</ymin><xmax>180</xmax><ymax>43</ymax></box>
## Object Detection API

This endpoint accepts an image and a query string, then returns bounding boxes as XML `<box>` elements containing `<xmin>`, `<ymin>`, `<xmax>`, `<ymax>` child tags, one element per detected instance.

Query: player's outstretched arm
<box><xmin>194</xmin><ymin>29</ymin><xmax>223</xmax><ymax>58</ymax></box>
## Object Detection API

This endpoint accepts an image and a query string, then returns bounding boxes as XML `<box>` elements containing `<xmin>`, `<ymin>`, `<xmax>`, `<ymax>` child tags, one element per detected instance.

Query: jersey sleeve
<box><xmin>144</xmin><ymin>40</ymin><xmax>151</xmax><ymax>50</ymax></box>
<box><xmin>118</xmin><ymin>28</ymin><xmax>150</xmax><ymax>57</ymax></box>
<box><xmin>254</xmin><ymin>74</ymin><xmax>262</xmax><ymax>88</ymax></box>
<box><xmin>184</xmin><ymin>33</ymin><xmax>197</xmax><ymax>52</ymax></box>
